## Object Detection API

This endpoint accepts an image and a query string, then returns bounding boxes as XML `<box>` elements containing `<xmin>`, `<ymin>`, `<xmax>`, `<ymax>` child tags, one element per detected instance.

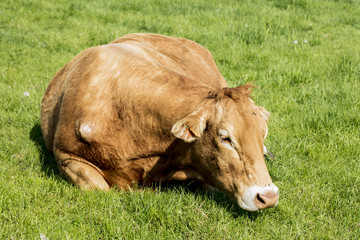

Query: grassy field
<box><xmin>1</xmin><ymin>0</ymin><xmax>359</xmax><ymax>239</ymax></box>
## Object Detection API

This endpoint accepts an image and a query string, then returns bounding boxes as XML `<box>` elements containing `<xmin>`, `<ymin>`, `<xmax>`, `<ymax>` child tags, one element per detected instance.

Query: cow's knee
<box><xmin>59</xmin><ymin>158</ymin><xmax>110</xmax><ymax>191</ymax></box>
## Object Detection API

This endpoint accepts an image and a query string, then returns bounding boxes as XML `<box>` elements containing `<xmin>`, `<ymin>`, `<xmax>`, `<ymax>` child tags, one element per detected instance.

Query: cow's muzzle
<box><xmin>238</xmin><ymin>185</ymin><xmax>279</xmax><ymax>211</ymax></box>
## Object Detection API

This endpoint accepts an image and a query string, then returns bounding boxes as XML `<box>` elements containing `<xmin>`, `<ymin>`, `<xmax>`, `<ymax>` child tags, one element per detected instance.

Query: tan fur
<box><xmin>41</xmin><ymin>33</ymin><xmax>276</xmax><ymax>209</ymax></box>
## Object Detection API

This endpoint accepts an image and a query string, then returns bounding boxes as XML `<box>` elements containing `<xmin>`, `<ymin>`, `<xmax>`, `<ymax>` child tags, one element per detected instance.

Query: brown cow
<box><xmin>41</xmin><ymin>33</ymin><xmax>278</xmax><ymax>211</ymax></box>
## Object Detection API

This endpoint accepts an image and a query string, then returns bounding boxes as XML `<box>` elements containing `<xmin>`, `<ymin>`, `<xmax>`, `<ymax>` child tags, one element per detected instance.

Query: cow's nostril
<box><xmin>254</xmin><ymin>190</ymin><xmax>279</xmax><ymax>209</ymax></box>
<box><xmin>256</xmin><ymin>193</ymin><xmax>266</xmax><ymax>204</ymax></box>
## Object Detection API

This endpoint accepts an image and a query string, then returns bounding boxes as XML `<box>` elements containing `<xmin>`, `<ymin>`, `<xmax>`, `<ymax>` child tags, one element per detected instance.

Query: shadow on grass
<box><xmin>155</xmin><ymin>180</ymin><xmax>261</xmax><ymax>220</ymax></box>
<box><xmin>30</xmin><ymin>123</ymin><xmax>60</xmax><ymax>177</ymax></box>
<box><xmin>29</xmin><ymin>123</ymin><xmax>262</xmax><ymax>219</ymax></box>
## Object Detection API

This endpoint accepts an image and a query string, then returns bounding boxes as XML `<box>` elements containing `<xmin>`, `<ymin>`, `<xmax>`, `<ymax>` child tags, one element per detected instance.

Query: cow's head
<box><xmin>171</xmin><ymin>85</ymin><xmax>278</xmax><ymax>211</ymax></box>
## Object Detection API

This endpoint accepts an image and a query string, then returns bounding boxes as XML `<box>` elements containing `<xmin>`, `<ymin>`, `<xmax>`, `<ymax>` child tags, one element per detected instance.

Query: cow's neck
<box><xmin>141</xmin><ymin>139</ymin><xmax>195</xmax><ymax>185</ymax></box>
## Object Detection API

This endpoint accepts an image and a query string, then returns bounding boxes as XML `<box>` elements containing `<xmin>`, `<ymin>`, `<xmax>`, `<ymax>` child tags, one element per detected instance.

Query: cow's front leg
<box><xmin>55</xmin><ymin>150</ymin><xmax>110</xmax><ymax>190</ymax></box>
<box><xmin>161</xmin><ymin>168</ymin><xmax>205</xmax><ymax>182</ymax></box>
<box><xmin>161</xmin><ymin>169</ymin><xmax>219</xmax><ymax>192</ymax></box>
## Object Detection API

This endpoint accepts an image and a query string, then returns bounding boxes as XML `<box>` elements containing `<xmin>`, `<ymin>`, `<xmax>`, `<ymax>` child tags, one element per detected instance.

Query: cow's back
<box><xmin>111</xmin><ymin>33</ymin><xmax>228</xmax><ymax>89</ymax></box>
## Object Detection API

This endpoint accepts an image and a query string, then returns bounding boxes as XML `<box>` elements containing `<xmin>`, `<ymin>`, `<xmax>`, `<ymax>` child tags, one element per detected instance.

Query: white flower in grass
<box><xmin>40</xmin><ymin>233</ymin><xmax>48</xmax><ymax>240</ymax></box>
<box><xmin>304</xmin><ymin>40</ymin><xmax>308</xmax><ymax>43</ymax></box>
<box><xmin>23</xmin><ymin>91</ymin><xmax>30</xmax><ymax>97</ymax></box>
<box><xmin>294</xmin><ymin>40</ymin><xmax>298</xmax><ymax>44</ymax></box>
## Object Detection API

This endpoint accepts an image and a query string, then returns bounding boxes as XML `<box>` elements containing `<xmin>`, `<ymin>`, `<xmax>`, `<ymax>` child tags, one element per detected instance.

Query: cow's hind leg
<box><xmin>55</xmin><ymin>151</ymin><xmax>110</xmax><ymax>190</ymax></box>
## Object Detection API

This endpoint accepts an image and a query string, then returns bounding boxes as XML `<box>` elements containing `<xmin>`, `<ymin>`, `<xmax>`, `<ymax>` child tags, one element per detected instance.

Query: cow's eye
<box><xmin>221</xmin><ymin>136</ymin><xmax>232</xmax><ymax>145</ymax></box>
<box><xmin>219</xmin><ymin>132</ymin><xmax>234</xmax><ymax>148</ymax></box>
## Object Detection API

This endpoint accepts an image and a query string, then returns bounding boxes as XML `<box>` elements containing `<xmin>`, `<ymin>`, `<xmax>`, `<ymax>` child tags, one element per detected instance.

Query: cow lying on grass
<box><xmin>41</xmin><ymin>33</ymin><xmax>278</xmax><ymax>211</ymax></box>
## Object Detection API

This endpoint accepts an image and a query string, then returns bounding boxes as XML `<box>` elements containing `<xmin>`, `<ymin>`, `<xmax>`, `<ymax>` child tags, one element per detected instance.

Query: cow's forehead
<box><xmin>216</xmin><ymin>98</ymin><xmax>266</xmax><ymax>135</ymax></box>
<box><xmin>217</xmin><ymin>97</ymin><xmax>256</xmax><ymax>119</ymax></box>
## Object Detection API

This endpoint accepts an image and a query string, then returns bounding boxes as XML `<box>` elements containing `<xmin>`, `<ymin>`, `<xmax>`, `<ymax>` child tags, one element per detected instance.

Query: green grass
<box><xmin>1</xmin><ymin>0</ymin><xmax>359</xmax><ymax>239</ymax></box>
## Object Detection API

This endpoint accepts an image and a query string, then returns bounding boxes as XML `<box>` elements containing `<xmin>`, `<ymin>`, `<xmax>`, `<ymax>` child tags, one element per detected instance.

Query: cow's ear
<box><xmin>171</xmin><ymin>114</ymin><xmax>206</xmax><ymax>143</ymax></box>
<box><xmin>258</xmin><ymin>106</ymin><xmax>270</xmax><ymax>122</ymax></box>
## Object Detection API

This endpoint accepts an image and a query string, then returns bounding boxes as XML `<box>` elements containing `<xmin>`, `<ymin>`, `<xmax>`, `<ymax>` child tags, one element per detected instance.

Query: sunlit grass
<box><xmin>1</xmin><ymin>0</ymin><xmax>359</xmax><ymax>239</ymax></box>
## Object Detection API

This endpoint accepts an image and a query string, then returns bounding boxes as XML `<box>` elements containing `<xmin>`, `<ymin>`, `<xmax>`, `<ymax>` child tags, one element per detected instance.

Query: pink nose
<box><xmin>254</xmin><ymin>190</ymin><xmax>279</xmax><ymax>209</ymax></box>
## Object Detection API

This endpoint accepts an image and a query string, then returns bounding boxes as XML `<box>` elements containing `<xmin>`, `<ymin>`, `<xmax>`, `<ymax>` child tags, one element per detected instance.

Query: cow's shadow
<box><xmin>157</xmin><ymin>180</ymin><xmax>261</xmax><ymax>219</ymax></box>
<box><xmin>30</xmin><ymin>123</ymin><xmax>60</xmax><ymax>178</ymax></box>
<box><xmin>30</xmin><ymin>123</ymin><xmax>260</xmax><ymax>219</ymax></box>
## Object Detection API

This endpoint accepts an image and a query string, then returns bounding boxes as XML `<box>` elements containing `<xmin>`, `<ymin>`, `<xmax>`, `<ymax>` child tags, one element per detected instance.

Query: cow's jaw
<box><xmin>237</xmin><ymin>185</ymin><xmax>279</xmax><ymax>211</ymax></box>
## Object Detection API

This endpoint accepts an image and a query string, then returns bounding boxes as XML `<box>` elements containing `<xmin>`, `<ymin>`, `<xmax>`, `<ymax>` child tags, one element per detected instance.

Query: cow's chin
<box><xmin>237</xmin><ymin>185</ymin><xmax>279</xmax><ymax>211</ymax></box>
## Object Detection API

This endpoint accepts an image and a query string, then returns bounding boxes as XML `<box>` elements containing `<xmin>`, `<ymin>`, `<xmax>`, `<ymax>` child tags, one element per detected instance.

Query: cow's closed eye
<box><xmin>221</xmin><ymin>136</ymin><xmax>232</xmax><ymax>145</ymax></box>
<box><xmin>219</xmin><ymin>130</ymin><xmax>234</xmax><ymax>148</ymax></box>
